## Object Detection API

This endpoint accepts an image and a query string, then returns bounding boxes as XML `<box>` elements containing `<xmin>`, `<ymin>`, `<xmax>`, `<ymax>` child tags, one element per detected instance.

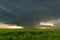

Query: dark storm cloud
<box><xmin>0</xmin><ymin>0</ymin><xmax>60</xmax><ymax>27</ymax></box>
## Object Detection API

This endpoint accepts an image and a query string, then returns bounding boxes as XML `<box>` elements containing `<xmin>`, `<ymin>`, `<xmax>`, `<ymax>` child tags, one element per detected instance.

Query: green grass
<box><xmin>0</xmin><ymin>29</ymin><xmax>59</xmax><ymax>40</ymax></box>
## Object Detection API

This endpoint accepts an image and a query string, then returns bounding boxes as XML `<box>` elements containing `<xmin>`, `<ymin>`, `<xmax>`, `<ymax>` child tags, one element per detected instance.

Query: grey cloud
<box><xmin>0</xmin><ymin>0</ymin><xmax>60</xmax><ymax>27</ymax></box>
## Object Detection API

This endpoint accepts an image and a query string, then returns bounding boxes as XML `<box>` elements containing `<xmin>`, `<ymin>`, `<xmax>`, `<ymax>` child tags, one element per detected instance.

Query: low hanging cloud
<box><xmin>40</xmin><ymin>18</ymin><xmax>60</xmax><ymax>28</ymax></box>
<box><xmin>0</xmin><ymin>23</ymin><xmax>24</xmax><ymax>29</ymax></box>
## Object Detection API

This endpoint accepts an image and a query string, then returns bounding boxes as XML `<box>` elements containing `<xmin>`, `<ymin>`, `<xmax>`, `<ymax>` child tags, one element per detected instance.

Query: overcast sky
<box><xmin>0</xmin><ymin>0</ymin><xmax>60</xmax><ymax>27</ymax></box>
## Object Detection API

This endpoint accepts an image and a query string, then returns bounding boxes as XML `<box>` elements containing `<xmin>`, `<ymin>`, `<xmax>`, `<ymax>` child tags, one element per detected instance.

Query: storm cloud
<box><xmin>0</xmin><ymin>0</ymin><xmax>60</xmax><ymax>27</ymax></box>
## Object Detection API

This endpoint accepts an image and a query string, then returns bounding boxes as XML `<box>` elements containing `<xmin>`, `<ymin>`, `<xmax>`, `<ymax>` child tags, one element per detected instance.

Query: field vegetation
<box><xmin>0</xmin><ymin>29</ymin><xmax>59</xmax><ymax>40</ymax></box>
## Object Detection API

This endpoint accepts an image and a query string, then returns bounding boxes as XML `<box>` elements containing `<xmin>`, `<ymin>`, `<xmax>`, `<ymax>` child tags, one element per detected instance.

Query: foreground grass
<box><xmin>0</xmin><ymin>29</ymin><xmax>59</xmax><ymax>40</ymax></box>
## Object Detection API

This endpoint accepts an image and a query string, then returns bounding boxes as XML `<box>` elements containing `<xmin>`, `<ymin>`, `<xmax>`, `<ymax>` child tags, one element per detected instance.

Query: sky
<box><xmin>0</xmin><ymin>0</ymin><xmax>60</xmax><ymax>28</ymax></box>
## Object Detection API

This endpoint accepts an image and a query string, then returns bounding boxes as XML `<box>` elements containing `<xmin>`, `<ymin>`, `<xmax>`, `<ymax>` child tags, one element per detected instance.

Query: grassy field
<box><xmin>0</xmin><ymin>29</ymin><xmax>60</xmax><ymax>40</ymax></box>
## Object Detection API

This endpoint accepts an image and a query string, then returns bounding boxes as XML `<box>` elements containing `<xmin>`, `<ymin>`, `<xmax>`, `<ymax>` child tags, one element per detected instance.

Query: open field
<box><xmin>0</xmin><ymin>29</ymin><xmax>60</xmax><ymax>40</ymax></box>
